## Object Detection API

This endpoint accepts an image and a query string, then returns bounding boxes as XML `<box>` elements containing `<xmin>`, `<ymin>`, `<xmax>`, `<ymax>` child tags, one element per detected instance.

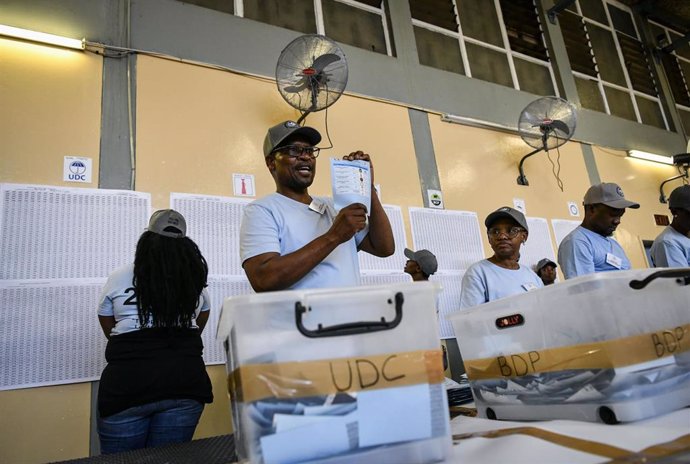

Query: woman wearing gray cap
<box><xmin>650</xmin><ymin>185</ymin><xmax>690</xmax><ymax>267</ymax></box>
<box><xmin>96</xmin><ymin>209</ymin><xmax>213</xmax><ymax>454</ymax></box>
<box><xmin>459</xmin><ymin>207</ymin><xmax>543</xmax><ymax>309</ymax></box>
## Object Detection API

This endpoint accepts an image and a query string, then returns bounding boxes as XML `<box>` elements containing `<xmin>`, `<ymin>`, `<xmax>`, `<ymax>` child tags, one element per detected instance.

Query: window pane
<box><xmin>323</xmin><ymin>0</ymin><xmax>387</xmax><ymax>55</ymax></box>
<box><xmin>649</xmin><ymin>24</ymin><xmax>667</xmax><ymax>47</ymax></box>
<box><xmin>457</xmin><ymin>0</ymin><xmax>503</xmax><ymax>47</ymax></box>
<box><xmin>662</xmin><ymin>54</ymin><xmax>690</xmax><ymax>107</ymax></box>
<box><xmin>604</xmin><ymin>85</ymin><xmax>636</xmax><ymax>121</ymax></box>
<box><xmin>670</xmin><ymin>31</ymin><xmax>690</xmax><ymax>61</ymax></box>
<box><xmin>575</xmin><ymin>76</ymin><xmax>606</xmax><ymax>112</ymax></box>
<box><xmin>579</xmin><ymin>0</ymin><xmax>607</xmax><ymax>24</ymax></box>
<box><xmin>409</xmin><ymin>0</ymin><xmax>458</xmax><ymax>31</ymax></box>
<box><xmin>244</xmin><ymin>0</ymin><xmax>316</xmax><ymax>34</ymax></box>
<box><xmin>180</xmin><ymin>0</ymin><xmax>233</xmax><ymax>14</ymax></box>
<box><xmin>514</xmin><ymin>58</ymin><xmax>554</xmax><ymax>95</ymax></box>
<box><xmin>588</xmin><ymin>22</ymin><xmax>626</xmax><ymax>86</ymax></box>
<box><xmin>560</xmin><ymin>11</ymin><xmax>597</xmax><ymax>77</ymax></box>
<box><xmin>617</xmin><ymin>33</ymin><xmax>657</xmax><ymax>96</ymax></box>
<box><xmin>607</xmin><ymin>4</ymin><xmax>636</xmax><ymax>37</ymax></box>
<box><xmin>465</xmin><ymin>43</ymin><xmax>513</xmax><ymax>87</ymax></box>
<box><xmin>679</xmin><ymin>108</ymin><xmax>690</xmax><ymax>135</ymax></box>
<box><xmin>414</xmin><ymin>26</ymin><xmax>464</xmax><ymax>75</ymax></box>
<box><xmin>499</xmin><ymin>0</ymin><xmax>548</xmax><ymax>61</ymax></box>
<box><xmin>635</xmin><ymin>96</ymin><xmax>665</xmax><ymax>129</ymax></box>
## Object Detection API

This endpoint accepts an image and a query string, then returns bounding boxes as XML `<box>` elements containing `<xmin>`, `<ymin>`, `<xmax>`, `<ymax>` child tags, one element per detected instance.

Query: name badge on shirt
<box><xmin>308</xmin><ymin>200</ymin><xmax>327</xmax><ymax>214</ymax></box>
<box><xmin>606</xmin><ymin>252</ymin><xmax>623</xmax><ymax>269</ymax></box>
<box><xmin>522</xmin><ymin>282</ymin><xmax>538</xmax><ymax>291</ymax></box>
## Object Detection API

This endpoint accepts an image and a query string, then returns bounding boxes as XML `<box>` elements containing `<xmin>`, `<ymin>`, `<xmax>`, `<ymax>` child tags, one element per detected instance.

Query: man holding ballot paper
<box><xmin>240</xmin><ymin>120</ymin><xmax>394</xmax><ymax>291</ymax></box>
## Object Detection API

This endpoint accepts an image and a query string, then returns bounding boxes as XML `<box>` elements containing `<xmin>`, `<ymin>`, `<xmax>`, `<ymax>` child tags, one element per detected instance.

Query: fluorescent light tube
<box><xmin>628</xmin><ymin>150</ymin><xmax>674</xmax><ymax>165</ymax></box>
<box><xmin>0</xmin><ymin>24</ymin><xmax>85</xmax><ymax>50</ymax></box>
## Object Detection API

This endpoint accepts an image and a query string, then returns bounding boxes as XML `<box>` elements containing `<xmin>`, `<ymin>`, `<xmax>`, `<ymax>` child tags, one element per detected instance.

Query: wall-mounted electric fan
<box><xmin>516</xmin><ymin>96</ymin><xmax>577</xmax><ymax>186</ymax></box>
<box><xmin>276</xmin><ymin>34</ymin><xmax>348</xmax><ymax>124</ymax></box>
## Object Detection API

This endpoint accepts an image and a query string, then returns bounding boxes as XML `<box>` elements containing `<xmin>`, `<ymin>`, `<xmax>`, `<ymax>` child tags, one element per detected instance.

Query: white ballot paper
<box><xmin>330</xmin><ymin>158</ymin><xmax>371</xmax><ymax>212</ymax></box>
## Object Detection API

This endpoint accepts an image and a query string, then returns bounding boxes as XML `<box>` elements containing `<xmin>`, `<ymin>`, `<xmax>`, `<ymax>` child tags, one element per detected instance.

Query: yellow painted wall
<box><xmin>0</xmin><ymin>38</ymin><xmax>102</xmax><ymax>185</ymax></box>
<box><xmin>0</xmin><ymin>38</ymin><xmax>102</xmax><ymax>464</ymax></box>
<box><xmin>135</xmin><ymin>55</ymin><xmax>422</xmax><ymax>214</ymax></box>
<box><xmin>429</xmin><ymin>115</ymin><xmax>592</xmax><ymax>258</ymax></box>
<box><xmin>593</xmin><ymin>146</ymin><xmax>683</xmax><ymax>268</ymax></box>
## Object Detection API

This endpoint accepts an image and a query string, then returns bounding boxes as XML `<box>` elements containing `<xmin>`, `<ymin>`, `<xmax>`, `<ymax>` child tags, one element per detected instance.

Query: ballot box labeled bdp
<box><xmin>448</xmin><ymin>268</ymin><xmax>690</xmax><ymax>424</ymax></box>
<box><xmin>217</xmin><ymin>282</ymin><xmax>452</xmax><ymax>464</ymax></box>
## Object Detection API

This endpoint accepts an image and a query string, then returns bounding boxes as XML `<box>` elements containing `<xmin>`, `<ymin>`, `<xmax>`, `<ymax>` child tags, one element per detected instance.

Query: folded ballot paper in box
<box><xmin>448</xmin><ymin>268</ymin><xmax>690</xmax><ymax>424</ymax></box>
<box><xmin>217</xmin><ymin>282</ymin><xmax>452</xmax><ymax>464</ymax></box>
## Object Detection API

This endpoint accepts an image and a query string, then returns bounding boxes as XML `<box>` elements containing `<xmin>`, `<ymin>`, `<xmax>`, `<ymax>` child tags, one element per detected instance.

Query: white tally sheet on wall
<box><xmin>409</xmin><ymin>208</ymin><xmax>485</xmax><ymax>339</ymax></box>
<box><xmin>551</xmin><ymin>218</ymin><xmax>581</xmax><ymax>247</ymax></box>
<box><xmin>522</xmin><ymin>217</ymin><xmax>557</xmax><ymax>272</ymax></box>
<box><xmin>0</xmin><ymin>279</ymin><xmax>107</xmax><ymax>390</ymax></box>
<box><xmin>171</xmin><ymin>193</ymin><xmax>251</xmax><ymax>277</ymax></box>
<box><xmin>0</xmin><ymin>184</ymin><xmax>149</xmax><ymax>280</ymax></box>
<box><xmin>358</xmin><ymin>205</ymin><xmax>408</xmax><ymax>272</ymax></box>
<box><xmin>204</xmin><ymin>276</ymin><xmax>253</xmax><ymax>365</ymax></box>
<box><xmin>409</xmin><ymin>207</ymin><xmax>485</xmax><ymax>271</ymax></box>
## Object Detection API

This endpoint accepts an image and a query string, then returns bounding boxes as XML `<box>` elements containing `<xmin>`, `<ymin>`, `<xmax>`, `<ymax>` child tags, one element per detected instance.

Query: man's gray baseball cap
<box><xmin>583</xmin><ymin>182</ymin><xmax>640</xmax><ymax>209</ymax></box>
<box><xmin>263</xmin><ymin>120</ymin><xmax>321</xmax><ymax>157</ymax></box>
<box><xmin>404</xmin><ymin>248</ymin><xmax>438</xmax><ymax>276</ymax></box>
<box><xmin>148</xmin><ymin>209</ymin><xmax>186</xmax><ymax>238</ymax></box>
<box><xmin>485</xmin><ymin>206</ymin><xmax>529</xmax><ymax>232</ymax></box>
<box><xmin>669</xmin><ymin>185</ymin><xmax>690</xmax><ymax>211</ymax></box>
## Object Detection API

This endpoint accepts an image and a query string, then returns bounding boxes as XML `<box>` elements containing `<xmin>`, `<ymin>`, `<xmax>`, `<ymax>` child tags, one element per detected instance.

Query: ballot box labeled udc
<box><xmin>448</xmin><ymin>268</ymin><xmax>690</xmax><ymax>424</ymax></box>
<box><xmin>217</xmin><ymin>282</ymin><xmax>452</xmax><ymax>464</ymax></box>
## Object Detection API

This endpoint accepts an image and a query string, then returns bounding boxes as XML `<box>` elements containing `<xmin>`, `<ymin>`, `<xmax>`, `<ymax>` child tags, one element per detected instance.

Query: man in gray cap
<box><xmin>558</xmin><ymin>182</ymin><xmax>640</xmax><ymax>279</ymax></box>
<box><xmin>240</xmin><ymin>120</ymin><xmax>394</xmax><ymax>291</ymax></box>
<box><xmin>650</xmin><ymin>185</ymin><xmax>690</xmax><ymax>267</ymax></box>
<box><xmin>535</xmin><ymin>258</ymin><xmax>557</xmax><ymax>285</ymax></box>
<box><xmin>460</xmin><ymin>206</ymin><xmax>543</xmax><ymax>308</ymax></box>
<box><xmin>404</xmin><ymin>248</ymin><xmax>438</xmax><ymax>281</ymax></box>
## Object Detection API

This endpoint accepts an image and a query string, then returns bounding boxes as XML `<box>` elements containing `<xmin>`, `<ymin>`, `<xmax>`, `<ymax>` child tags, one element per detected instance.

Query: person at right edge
<box><xmin>650</xmin><ymin>184</ymin><xmax>690</xmax><ymax>267</ymax></box>
<box><xmin>558</xmin><ymin>182</ymin><xmax>640</xmax><ymax>279</ymax></box>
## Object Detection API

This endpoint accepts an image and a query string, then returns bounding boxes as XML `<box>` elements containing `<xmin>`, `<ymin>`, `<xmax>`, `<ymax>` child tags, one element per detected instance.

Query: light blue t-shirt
<box><xmin>97</xmin><ymin>264</ymin><xmax>210</xmax><ymax>336</ymax></box>
<box><xmin>240</xmin><ymin>193</ymin><xmax>368</xmax><ymax>290</ymax></box>
<box><xmin>459</xmin><ymin>259</ymin><xmax>543</xmax><ymax>309</ymax></box>
<box><xmin>557</xmin><ymin>226</ymin><xmax>631</xmax><ymax>279</ymax></box>
<box><xmin>650</xmin><ymin>226</ymin><xmax>690</xmax><ymax>267</ymax></box>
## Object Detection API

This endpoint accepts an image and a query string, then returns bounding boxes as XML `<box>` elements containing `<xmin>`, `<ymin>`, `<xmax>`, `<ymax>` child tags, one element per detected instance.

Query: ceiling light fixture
<box><xmin>0</xmin><ymin>24</ymin><xmax>85</xmax><ymax>50</ymax></box>
<box><xmin>627</xmin><ymin>150</ymin><xmax>674</xmax><ymax>165</ymax></box>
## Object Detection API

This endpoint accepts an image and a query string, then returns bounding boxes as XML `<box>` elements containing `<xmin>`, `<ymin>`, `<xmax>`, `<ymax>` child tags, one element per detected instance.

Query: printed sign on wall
<box><xmin>63</xmin><ymin>156</ymin><xmax>92</xmax><ymax>183</ymax></box>
<box><xmin>233</xmin><ymin>173</ymin><xmax>255</xmax><ymax>197</ymax></box>
<box><xmin>427</xmin><ymin>189</ymin><xmax>444</xmax><ymax>209</ymax></box>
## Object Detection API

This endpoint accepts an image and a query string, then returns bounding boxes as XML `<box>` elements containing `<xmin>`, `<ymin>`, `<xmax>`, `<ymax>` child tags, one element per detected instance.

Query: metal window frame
<box><xmin>412</xmin><ymin>0</ymin><xmax>558</xmax><ymax>94</ymax></box>
<box><xmin>233</xmin><ymin>0</ymin><xmax>392</xmax><ymax>55</ymax></box>
<box><xmin>570</xmin><ymin>0</ymin><xmax>667</xmax><ymax>128</ymax></box>
<box><xmin>650</xmin><ymin>19</ymin><xmax>690</xmax><ymax>114</ymax></box>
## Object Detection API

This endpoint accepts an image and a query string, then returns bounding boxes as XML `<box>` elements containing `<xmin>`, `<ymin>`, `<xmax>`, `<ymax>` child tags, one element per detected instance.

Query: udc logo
<box><xmin>69</xmin><ymin>161</ymin><xmax>86</xmax><ymax>175</ymax></box>
<box><xmin>67</xmin><ymin>159</ymin><xmax>88</xmax><ymax>181</ymax></box>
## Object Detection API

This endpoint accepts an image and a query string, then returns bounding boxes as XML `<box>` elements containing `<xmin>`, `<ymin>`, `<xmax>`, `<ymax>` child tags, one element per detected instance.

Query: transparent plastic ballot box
<box><xmin>447</xmin><ymin>268</ymin><xmax>690</xmax><ymax>424</ymax></box>
<box><xmin>216</xmin><ymin>282</ymin><xmax>452</xmax><ymax>464</ymax></box>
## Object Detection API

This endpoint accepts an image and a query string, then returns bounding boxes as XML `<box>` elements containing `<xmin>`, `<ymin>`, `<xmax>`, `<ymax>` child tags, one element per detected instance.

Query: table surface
<box><xmin>53</xmin><ymin>407</ymin><xmax>690</xmax><ymax>464</ymax></box>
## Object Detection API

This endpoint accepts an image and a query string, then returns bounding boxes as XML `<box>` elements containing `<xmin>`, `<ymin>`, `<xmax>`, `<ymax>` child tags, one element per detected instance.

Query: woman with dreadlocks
<box><xmin>96</xmin><ymin>209</ymin><xmax>213</xmax><ymax>454</ymax></box>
